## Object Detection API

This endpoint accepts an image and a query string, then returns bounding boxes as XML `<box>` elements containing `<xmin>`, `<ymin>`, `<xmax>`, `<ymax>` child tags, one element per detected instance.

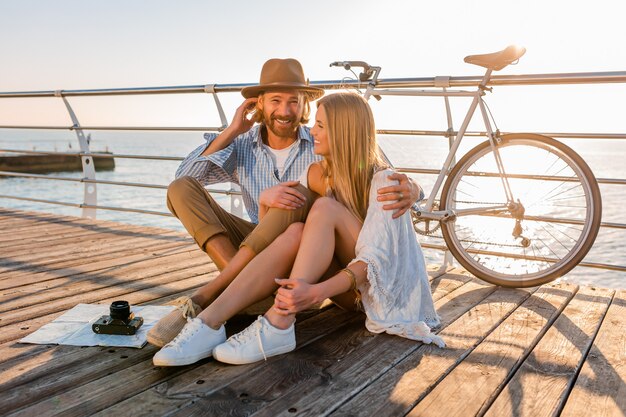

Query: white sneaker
<box><xmin>213</xmin><ymin>315</ymin><xmax>296</xmax><ymax>365</ymax></box>
<box><xmin>153</xmin><ymin>318</ymin><xmax>225</xmax><ymax>366</ymax></box>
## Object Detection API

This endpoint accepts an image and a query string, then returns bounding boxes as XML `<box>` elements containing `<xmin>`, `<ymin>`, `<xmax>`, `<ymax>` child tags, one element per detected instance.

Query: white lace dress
<box><xmin>350</xmin><ymin>169</ymin><xmax>444</xmax><ymax>347</ymax></box>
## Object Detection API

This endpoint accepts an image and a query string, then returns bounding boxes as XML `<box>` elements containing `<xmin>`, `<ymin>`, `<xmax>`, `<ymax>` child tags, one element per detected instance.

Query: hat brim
<box><xmin>241</xmin><ymin>83</ymin><xmax>324</xmax><ymax>100</ymax></box>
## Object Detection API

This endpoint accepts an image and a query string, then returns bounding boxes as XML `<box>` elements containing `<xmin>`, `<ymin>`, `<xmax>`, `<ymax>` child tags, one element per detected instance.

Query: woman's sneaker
<box><xmin>153</xmin><ymin>318</ymin><xmax>225</xmax><ymax>366</ymax></box>
<box><xmin>147</xmin><ymin>296</ymin><xmax>202</xmax><ymax>347</ymax></box>
<box><xmin>213</xmin><ymin>316</ymin><xmax>295</xmax><ymax>365</ymax></box>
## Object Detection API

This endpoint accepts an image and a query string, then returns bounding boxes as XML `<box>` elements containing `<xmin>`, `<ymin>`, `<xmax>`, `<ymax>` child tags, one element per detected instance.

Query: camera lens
<box><xmin>109</xmin><ymin>300</ymin><xmax>130</xmax><ymax>321</ymax></box>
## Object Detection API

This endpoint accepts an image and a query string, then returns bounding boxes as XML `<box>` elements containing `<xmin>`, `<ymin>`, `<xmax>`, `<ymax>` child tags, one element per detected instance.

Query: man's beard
<box><xmin>263</xmin><ymin>113</ymin><xmax>299</xmax><ymax>139</ymax></box>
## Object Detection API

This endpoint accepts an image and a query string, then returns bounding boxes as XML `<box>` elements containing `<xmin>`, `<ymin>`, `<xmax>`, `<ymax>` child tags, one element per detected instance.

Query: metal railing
<box><xmin>1</xmin><ymin>70</ymin><xmax>625</xmax><ymax>274</ymax></box>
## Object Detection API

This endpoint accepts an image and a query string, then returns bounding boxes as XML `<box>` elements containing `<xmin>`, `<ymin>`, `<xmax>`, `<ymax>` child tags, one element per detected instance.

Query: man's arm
<box><xmin>376</xmin><ymin>173</ymin><xmax>424</xmax><ymax>219</ymax></box>
<box><xmin>202</xmin><ymin>97</ymin><xmax>258</xmax><ymax>156</ymax></box>
<box><xmin>175</xmin><ymin>98</ymin><xmax>259</xmax><ymax>183</ymax></box>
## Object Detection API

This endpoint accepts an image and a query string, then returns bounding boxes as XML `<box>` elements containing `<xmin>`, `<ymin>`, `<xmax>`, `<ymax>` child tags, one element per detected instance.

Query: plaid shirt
<box><xmin>175</xmin><ymin>124</ymin><xmax>321</xmax><ymax>224</ymax></box>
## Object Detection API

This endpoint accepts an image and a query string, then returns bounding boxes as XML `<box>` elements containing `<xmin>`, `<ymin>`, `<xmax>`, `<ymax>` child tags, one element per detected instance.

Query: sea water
<box><xmin>1</xmin><ymin>130</ymin><xmax>624</xmax><ymax>288</ymax></box>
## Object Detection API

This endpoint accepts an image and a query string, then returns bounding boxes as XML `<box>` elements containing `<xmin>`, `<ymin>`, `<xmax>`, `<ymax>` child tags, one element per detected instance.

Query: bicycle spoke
<box><xmin>438</xmin><ymin>135</ymin><xmax>601</xmax><ymax>286</ymax></box>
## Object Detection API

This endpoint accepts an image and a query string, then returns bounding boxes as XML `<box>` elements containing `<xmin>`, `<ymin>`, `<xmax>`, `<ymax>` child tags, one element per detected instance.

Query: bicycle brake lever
<box><xmin>329</xmin><ymin>61</ymin><xmax>351</xmax><ymax>70</ymax></box>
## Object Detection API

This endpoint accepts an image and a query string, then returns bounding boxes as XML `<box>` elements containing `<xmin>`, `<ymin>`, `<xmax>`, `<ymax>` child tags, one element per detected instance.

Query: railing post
<box><xmin>58</xmin><ymin>91</ymin><xmax>97</xmax><ymax>218</ymax></box>
<box><xmin>440</xmin><ymin>79</ymin><xmax>456</xmax><ymax>271</ymax></box>
<box><xmin>204</xmin><ymin>84</ymin><xmax>244</xmax><ymax>217</ymax></box>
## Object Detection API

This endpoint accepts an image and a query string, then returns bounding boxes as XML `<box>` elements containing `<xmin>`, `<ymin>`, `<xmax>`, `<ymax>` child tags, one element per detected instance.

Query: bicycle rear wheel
<box><xmin>440</xmin><ymin>134</ymin><xmax>602</xmax><ymax>287</ymax></box>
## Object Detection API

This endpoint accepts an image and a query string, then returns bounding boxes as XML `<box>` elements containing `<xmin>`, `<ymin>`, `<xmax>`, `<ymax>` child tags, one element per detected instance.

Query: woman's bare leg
<box><xmin>197</xmin><ymin>223</ymin><xmax>304</xmax><ymax>329</ymax></box>
<box><xmin>189</xmin><ymin>246</ymin><xmax>256</xmax><ymax>308</ymax></box>
<box><xmin>265</xmin><ymin>198</ymin><xmax>363</xmax><ymax>328</ymax></box>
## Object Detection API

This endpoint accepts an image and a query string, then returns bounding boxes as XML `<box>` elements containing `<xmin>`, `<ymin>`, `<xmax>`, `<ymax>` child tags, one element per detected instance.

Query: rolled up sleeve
<box><xmin>175</xmin><ymin>132</ymin><xmax>239</xmax><ymax>186</ymax></box>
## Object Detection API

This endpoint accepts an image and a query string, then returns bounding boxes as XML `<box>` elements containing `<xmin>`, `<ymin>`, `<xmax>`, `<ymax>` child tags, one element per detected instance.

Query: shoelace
<box><xmin>228</xmin><ymin>316</ymin><xmax>267</xmax><ymax>361</ymax></box>
<box><xmin>169</xmin><ymin>296</ymin><xmax>198</xmax><ymax>319</ymax></box>
<box><xmin>179</xmin><ymin>298</ymin><xmax>198</xmax><ymax>319</ymax></box>
<box><xmin>166</xmin><ymin>318</ymin><xmax>200</xmax><ymax>352</ymax></box>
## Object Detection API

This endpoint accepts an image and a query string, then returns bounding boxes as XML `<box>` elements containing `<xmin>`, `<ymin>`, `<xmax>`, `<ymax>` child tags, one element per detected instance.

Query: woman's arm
<box><xmin>306</xmin><ymin>162</ymin><xmax>326</xmax><ymax>196</ymax></box>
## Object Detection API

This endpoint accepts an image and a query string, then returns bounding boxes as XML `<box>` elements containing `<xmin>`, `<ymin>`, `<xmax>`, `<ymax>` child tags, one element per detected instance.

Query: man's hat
<box><xmin>241</xmin><ymin>58</ymin><xmax>324</xmax><ymax>100</ymax></box>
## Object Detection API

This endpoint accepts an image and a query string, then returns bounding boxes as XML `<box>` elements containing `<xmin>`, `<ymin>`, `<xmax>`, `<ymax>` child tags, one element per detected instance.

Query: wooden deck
<box><xmin>0</xmin><ymin>207</ymin><xmax>624</xmax><ymax>417</ymax></box>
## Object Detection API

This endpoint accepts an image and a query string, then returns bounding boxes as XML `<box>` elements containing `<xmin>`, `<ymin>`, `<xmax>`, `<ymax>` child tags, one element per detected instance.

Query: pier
<box><xmin>0</xmin><ymin>153</ymin><xmax>114</xmax><ymax>174</ymax></box>
<box><xmin>1</xmin><ymin>207</ymin><xmax>623</xmax><ymax>417</ymax></box>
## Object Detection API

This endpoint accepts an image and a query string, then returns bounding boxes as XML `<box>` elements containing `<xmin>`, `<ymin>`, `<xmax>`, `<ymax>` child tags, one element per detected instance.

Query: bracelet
<box><xmin>341</xmin><ymin>268</ymin><xmax>357</xmax><ymax>291</ymax></box>
<box><xmin>341</xmin><ymin>268</ymin><xmax>362</xmax><ymax>310</ymax></box>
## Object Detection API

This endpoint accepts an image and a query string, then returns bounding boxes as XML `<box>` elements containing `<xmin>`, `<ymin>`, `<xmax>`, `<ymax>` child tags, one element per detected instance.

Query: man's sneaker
<box><xmin>213</xmin><ymin>315</ymin><xmax>295</xmax><ymax>365</ymax></box>
<box><xmin>153</xmin><ymin>318</ymin><xmax>226</xmax><ymax>366</ymax></box>
<box><xmin>147</xmin><ymin>296</ymin><xmax>202</xmax><ymax>347</ymax></box>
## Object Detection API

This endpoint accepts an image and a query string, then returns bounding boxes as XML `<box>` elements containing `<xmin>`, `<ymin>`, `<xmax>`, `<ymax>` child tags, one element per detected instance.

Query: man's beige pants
<box><xmin>166</xmin><ymin>176</ymin><xmax>318</xmax><ymax>256</ymax></box>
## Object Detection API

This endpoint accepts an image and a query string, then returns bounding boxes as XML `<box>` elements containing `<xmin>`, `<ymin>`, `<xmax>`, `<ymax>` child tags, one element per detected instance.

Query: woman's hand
<box><xmin>259</xmin><ymin>181</ymin><xmax>306</xmax><ymax>210</ymax></box>
<box><xmin>376</xmin><ymin>173</ymin><xmax>423</xmax><ymax>219</ymax></box>
<box><xmin>273</xmin><ymin>278</ymin><xmax>321</xmax><ymax>315</ymax></box>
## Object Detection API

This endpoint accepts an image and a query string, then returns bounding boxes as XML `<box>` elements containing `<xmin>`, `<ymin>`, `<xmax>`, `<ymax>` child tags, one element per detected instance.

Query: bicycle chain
<box><xmin>423</xmin><ymin>200</ymin><xmax>526</xmax><ymax>248</ymax></box>
<box><xmin>457</xmin><ymin>238</ymin><xmax>528</xmax><ymax>249</ymax></box>
<box><xmin>452</xmin><ymin>200</ymin><xmax>506</xmax><ymax>207</ymax></box>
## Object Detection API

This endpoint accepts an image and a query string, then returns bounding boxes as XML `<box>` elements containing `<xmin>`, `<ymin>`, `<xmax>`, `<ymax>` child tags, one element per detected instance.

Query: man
<box><xmin>147</xmin><ymin>58</ymin><xmax>421</xmax><ymax>347</ymax></box>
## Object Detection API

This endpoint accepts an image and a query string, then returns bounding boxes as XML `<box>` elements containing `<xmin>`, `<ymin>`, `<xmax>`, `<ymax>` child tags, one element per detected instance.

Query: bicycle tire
<box><xmin>440</xmin><ymin>133</ymin><xmax>602</xmax><ymax>287</ymax></box>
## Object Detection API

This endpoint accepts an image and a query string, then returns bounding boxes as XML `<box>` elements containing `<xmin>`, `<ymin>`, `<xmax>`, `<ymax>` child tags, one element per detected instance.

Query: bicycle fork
<box><xmin>478</xmin><ymin>94</ymin><xmax>530</xmax><ymax>247</ymax></box>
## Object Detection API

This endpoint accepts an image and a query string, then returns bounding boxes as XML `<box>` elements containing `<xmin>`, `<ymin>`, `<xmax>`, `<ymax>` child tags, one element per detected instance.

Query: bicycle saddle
<box><xmin>464</xmin><ymin>45</ymin><xmax>526</xmax><ymax>71</ymax></box>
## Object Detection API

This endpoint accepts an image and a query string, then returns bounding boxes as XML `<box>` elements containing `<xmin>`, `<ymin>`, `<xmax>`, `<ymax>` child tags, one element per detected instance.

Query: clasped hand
<box><xmin>259</xmin><ymin>181</ymin><xmax>306</xmax><ymax>210</ymax></box>
<box><xmin>273</xmin><ymin>278</ymin><xmax>319</xmax><ymax>315</ymax></box>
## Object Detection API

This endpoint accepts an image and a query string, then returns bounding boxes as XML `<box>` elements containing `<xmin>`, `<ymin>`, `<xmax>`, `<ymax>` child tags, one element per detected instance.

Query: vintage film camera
<box><xmin>92</xmin><ymin>300</ymin><xmax>143</xmax><ymax>335</ymax></box>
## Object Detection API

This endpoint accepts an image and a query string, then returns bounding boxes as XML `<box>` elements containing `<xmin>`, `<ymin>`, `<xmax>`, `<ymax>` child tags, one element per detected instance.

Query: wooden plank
<box><xmin>7</xmin><ymin>308</ymin><xmax>358</xmax><ymax>417</ymax></box>
<box><xmin>0</xmin><ymin>209</ymin><xmax>178</xmax><ymax>238</ymax></box>
<box><xmin>405</xmin><ymin>283</ymin><xmax>579</xmax><ymax>417</ymax></box>
<box><xmin>0</xmin><ymin>216</ymin><xmax>141</xmax><ymax>241</ymax></box>
<box><xmin>331</xmin><ymin>286</ymin><xmax>538</xmax><ymax>417</ymax></box>
<box><xmin>0</xmin><ymin>212</ymin><xmax>73</xmax><ymax>230</ymax></box>
<box><xmin>166</xmin><ymin>279</ymin><xmax>497</xmax><ymax>417</ymax></box>
<box><xmin>0</xmin><ymin>231</ymin><xmax>185</xmax><ymax>272</ymax></box>
<box><xmin>0</xmin><ymin>226</ymin><xmax>185</xmax><ymax>262</ymax></box>
<box><xmin>0</xmin><ymin>284</ymin><xmax>229</xmax><ymax>364</ymax></box>
<box><xmin>483</xmin><ymin>286</ymin><xmax>614</xmax><ymax>417</ymax></box>
<box><xmin>560</xmin><ymin>289</ymin><xmax>626</xmax><ymax>417</ymax></box>
<box><xmin>0</xmin><ymin>265</ymin><xmax>215</xmax><ymax>344</ymax></box>
<box><xmin>89</xmin><ymin>278</ymin><xmax>487</xmax><ymax>417</ymax></box>
<box><xmin>0</xmin><ymin>244</ymin><xmax>201</xmax><ymax>306</ymax></box>
<box><xmin>0</xmin><ymin>222</ymin><xmax>182</xmax><ymax>251</ymax></box>
<box><xmin>0</xmin><ymin>238</ymin><xmax>192</xmax><ymax>286</ymax></box>
<box><xmin>0</xmin><ymin>249</ymin><xmax>211</xmax><ymax>325</ymax></box>
<box><xmin>429</xmin><ymin>267</ymin><xmax>473</xmax><ymax>300</ymax></box>
<box><xmin>259</xmin><ymin>289</ymin><xmax>529</xmax><ymax>416</ymax></box>
<box><xmin>1</xmin><ymin>240</ymin><xmax>198</xmax><ymax>288</ymax></box>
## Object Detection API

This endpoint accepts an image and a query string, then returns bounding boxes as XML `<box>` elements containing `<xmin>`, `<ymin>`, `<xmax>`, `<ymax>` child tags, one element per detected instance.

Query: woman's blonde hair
<box><xmin>317</xmin><ymin>92</ymin><xmax>388</xmax><ymax>223</ymax></box>
<box><xmin>251</xmin><ymin>91</ymin><xmax>312</xmax><ymax>125</ymax></box>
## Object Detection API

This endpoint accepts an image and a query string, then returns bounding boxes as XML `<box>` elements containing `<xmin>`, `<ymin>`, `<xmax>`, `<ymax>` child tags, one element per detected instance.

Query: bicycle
<box><xmin>331</xmin><ymin>46</ymin><xmax>602</xmax><ymax>288</ymax></box>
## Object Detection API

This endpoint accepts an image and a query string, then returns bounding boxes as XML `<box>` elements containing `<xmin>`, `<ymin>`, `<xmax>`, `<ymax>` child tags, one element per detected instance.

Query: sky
<box><xmin>1</xmin><ymin>0</ymin><xmax>625</xmax><ymax>133</ymax></box>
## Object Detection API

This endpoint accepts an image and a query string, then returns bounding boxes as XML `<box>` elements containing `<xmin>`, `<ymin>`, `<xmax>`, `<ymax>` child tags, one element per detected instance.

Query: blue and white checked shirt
<box><xmin>175</xmin><ymin>124</ymin><xmax>321</xmax><ymax>224</ymax></box>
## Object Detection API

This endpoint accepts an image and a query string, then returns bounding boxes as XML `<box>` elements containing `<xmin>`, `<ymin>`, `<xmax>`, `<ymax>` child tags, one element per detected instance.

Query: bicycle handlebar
<box><xmin>330</xmin><ymin>60</ymin><xmax>379</xmax><ymax>82</ymax></box>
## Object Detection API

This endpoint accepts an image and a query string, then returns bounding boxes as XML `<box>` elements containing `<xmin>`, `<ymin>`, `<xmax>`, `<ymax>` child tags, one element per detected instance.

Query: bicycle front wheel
<box><xmin>440</xmin><ymin>134</ymin><xmax>602</xmax><ymax>287</ymax></box>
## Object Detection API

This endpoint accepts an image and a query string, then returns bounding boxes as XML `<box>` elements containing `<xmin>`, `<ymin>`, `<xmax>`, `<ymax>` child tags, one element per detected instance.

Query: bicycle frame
<box><xmin>361</xmin><ymin>68</ymin><xmax>516</xmax><ymax>222</ymax></box>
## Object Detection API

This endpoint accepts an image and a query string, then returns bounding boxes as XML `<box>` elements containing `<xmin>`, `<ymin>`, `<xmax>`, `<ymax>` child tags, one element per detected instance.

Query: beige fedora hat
<box><xmin>241</xmin><ymin>58</ymin><xmax>324</xmax><ymax>100</ymax></box>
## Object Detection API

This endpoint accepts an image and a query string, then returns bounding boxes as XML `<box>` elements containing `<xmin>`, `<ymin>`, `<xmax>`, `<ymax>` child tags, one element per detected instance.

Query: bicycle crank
<box><xmin>411</xmin><ymin>202</ymin><xmax>442</xmax><ymax>235</ymax></box>
<box><xmin>510</xmin><ymin>199</ymin><xmax>531</xmax><ymax>247</ymax></box>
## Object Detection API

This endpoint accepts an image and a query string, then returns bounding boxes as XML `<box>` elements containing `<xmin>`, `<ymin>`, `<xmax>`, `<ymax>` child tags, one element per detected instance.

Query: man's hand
<box><xmin>202</xmin><ymin>98</ymin><xmax>258</xmax><ymax>156</ymax></box>
<box><xmin>228</xmin><ymin>97</ymin><xmax>258</xmax><ymax>137</ymax></box>
<box><xmin>273</xmin><ymin>278</ymin><xmax>321</xmax><ymax>315</ymax></box>
<box><xmin>376</xmin><ymin>173</ymin><xmax>423</xmax><ymax>219</ymax></box>
<box><xmin>259</xmin><ymin>181</ymin><xmax>306</xmax><ymax>210</ymax></box>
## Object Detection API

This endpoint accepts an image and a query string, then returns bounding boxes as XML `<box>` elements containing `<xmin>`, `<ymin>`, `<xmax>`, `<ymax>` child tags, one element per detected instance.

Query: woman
<box><xmin>153</xmin><ymin>93</ymin><xmax>443</xmax><ymax>367</ymax></box>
